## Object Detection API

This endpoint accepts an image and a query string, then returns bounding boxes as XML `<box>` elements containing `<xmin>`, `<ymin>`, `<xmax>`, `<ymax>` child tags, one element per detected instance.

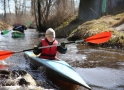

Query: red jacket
<box><xmin>40</xmin><ymin>39</ymin><xmax>58</xmax><ymax>60</ymax></box>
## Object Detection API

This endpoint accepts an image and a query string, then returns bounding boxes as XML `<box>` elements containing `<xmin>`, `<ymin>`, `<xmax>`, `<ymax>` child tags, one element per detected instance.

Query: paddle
<box><xmin>0</xmin><ymin>31</ymin><xmax>111</xmax><ymax>60</ymax></box>
<box><xmin>1</xmin><ymin>30</ymin><xmax>11</xmax><ymax>35</ymax></box>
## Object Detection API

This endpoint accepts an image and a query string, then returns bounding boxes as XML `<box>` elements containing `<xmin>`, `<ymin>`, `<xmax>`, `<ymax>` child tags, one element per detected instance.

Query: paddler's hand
<box><xmin>1</xmin><ymin>32</ymin><xmax>3</xmax><ymax>35</ymax></box>
<box><xmin>33</xmin><ymin>45</ymin><xmax>38</xmax><ymax>53</ymax></box>
<box><xmin>60</xmin><ymin>42</ymin><xmax>66</xmax><ymax>48</ymax></box>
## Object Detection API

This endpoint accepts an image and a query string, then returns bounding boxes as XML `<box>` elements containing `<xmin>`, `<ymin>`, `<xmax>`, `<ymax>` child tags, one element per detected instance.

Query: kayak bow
<box><xmin>24</xmin><ymin>51</ymin><xmax>91</xmax><ymax>90</ymax></box>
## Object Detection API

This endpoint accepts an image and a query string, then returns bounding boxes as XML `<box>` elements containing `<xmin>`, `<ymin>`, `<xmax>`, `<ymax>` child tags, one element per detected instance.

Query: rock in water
<box><xmin>0</xmin><ymin>70</ymin><xmax>45</xmax><ymax>90</ymax></box>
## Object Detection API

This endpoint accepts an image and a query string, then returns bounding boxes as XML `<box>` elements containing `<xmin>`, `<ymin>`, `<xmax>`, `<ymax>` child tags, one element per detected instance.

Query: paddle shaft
<box><xmin>0</xmin><ymin>31</ymin><xmax>111</xmax><ymax>60</ymax></box>
<box><xmin>16</xmin><ymin>32</ymin><xmax>111</xmax><ymax>53</ymax></box>
<box><xmin>16</xmin><ymin>40</ymin><xmax>84</xmax><ymax>53</ymax></box>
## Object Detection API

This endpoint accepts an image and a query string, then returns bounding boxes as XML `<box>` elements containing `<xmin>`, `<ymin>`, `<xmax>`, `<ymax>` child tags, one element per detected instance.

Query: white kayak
<box><xmin>24</xmin><ymin>51</ymin><xmax>91</xmax><ymax>90</ymax></box>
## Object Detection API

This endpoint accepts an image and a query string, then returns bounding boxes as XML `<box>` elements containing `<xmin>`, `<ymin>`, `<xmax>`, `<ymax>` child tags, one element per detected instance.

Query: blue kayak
<box><xmin>24</xmin><ymin>51</ymin><xmax>91</xmax><ymax>90</ymax></box>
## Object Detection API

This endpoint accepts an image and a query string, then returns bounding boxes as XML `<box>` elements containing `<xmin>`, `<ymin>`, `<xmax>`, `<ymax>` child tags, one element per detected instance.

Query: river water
<box><xmin>0</xmin><ymin>29</ymin><xmax>124</xmax><ymax>90</ymax></box>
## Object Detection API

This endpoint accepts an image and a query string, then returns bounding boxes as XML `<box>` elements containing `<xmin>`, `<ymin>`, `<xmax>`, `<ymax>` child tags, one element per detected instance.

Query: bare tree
<box><xmin>3</xmin><ymin>0</ymin><xmax>7</xmax><ymax>18</ymax></box>
<box><xmin>8</xmin><ymin>0</ymin><xmax>11</xmax><ymax>14</ymax></box>
<box><xmin>32</xmin><ymin>0</ymin><xmax>77</xmax><ymax>32</ymax></box>
<box><xmin>0</xmin><ymin>0</ymin><xmax>77</xmax><ymax>31</ymax></box>
<box><xmin>14</xmin><ymin>0</ymin><xmax>27</xmax><ymax>16</ymax></box>
<box><xmin>14</xmin><ymin>0</ymin><xmax>18</xmax><ymax>16</ymax></box>
<box><xmin>31</xmin><ymin>0</ymin><xmax>34</xmax><ymax>16</ymax></box>
<box><xmin>32</xmin><ymin>0</ymin><xmax>52</xmax><ymax>32</ymax></box>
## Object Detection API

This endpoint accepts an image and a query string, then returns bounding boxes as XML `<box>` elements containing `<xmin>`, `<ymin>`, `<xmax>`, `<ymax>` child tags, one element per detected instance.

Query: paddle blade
<box><xmin>1</xmin><ymin>30</ymin><xmax>10</xmax><ymax>35</ymax></box>
<box><xmin>0</xmin><ymin>50</ymin><xmax>14</xmax><ymax>60</ymax></box>
<box><xmin>85</xmin><ymin>32</ymin><xmax>111</xmax><ymax>44</ymax></box>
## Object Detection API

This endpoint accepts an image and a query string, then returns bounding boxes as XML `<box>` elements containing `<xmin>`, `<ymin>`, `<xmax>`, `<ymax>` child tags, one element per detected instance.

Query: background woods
<box><xmin>0</xmin><ymin>0</ymin><xmax>78</xmax><ymax>32</ymax></box>
<box><xmin>0</xmin><ymin>0</ymin><xmax>124</xmax><ymax>32</ymax></box>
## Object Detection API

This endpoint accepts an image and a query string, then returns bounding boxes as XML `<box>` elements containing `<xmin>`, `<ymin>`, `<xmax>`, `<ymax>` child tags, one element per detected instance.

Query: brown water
<box><xmin>0</xmin><ymin>29</ymin><xmax>124</xmax><ymax>90</ymax></box>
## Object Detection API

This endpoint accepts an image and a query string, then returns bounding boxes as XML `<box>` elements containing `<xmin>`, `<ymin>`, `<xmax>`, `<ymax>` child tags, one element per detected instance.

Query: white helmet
<box><xmin>46</xmin><ymin>28</ymin><xmax>55</xmax><ymax>38</ymax></box>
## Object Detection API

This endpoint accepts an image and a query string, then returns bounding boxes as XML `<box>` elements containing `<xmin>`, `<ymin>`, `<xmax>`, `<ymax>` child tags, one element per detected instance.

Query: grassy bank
<box><xmin>55</xmin><ymin>11</ymin><xmax>124</xmax><ymax>49</ymax></box>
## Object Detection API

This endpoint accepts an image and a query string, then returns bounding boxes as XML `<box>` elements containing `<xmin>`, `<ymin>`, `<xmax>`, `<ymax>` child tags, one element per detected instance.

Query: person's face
<box><xmin>46</xmin><ymin>35</ymin><xmax>55</xmax><ymax>42</ymax></box>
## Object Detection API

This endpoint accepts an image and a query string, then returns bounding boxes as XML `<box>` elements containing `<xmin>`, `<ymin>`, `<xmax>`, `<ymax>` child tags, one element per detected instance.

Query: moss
<box><xmin>55</xmin><ymin>15</ymin><xmax>77</xmax><ymax>31</ymax></box>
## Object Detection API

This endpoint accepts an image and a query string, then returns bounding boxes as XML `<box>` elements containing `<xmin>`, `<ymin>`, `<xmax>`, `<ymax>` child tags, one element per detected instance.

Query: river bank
<box><xmin>55</xmin><ymin>11</ymin><xmax>124</xmax><ymax>50</ymax></box>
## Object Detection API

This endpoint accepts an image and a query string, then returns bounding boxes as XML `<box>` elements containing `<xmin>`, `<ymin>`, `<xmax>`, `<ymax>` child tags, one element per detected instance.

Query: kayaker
<box><xmin>13</xmin><ymin>24</ymin><xmax>27</xmax><ymax>33</ymax></box>
<box><xmin>33</xmin><ymin>28</ymin><xmax>67</xmax><ymax>60</ymax></box>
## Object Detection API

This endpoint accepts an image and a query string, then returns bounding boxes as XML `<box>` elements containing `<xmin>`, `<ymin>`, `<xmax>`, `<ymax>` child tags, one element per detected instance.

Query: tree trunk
<box><xmin>78</xmin><ymin>0</ymin><xmax>103</xmax><ymax>22</ymax></box>
<box><xmin>8</xmin><ymin>0</ymin><xmax>11</xmax><ymax>14</ymax></box>
<box><xmin>31</xmin><ymin>0</ymin><xmax>34</xmax><ymax>16</ymax></box>
<box><xmin>14</xmin><ymin>0</ymin><xmax>18</xmax><ymax>16</ymax></box>
<box><xmin>3</xmin><ymin>0</ymin><xmax>6</xmax><ymax>18</ymax></box>
<box><xmin>37</xmin><ymin>0</ymin><xmax>46</xmax><ymax>32</ymax></box>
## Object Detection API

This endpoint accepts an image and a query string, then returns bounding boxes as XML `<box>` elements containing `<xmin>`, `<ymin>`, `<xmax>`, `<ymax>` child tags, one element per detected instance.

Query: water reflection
<box><xmin>76</xmin><ymin>68</ymin><xmax>124</xmax><ymax>90</ymax></box>
<box><xmin>58</xmin><ymin>43</ymin><xmax>124</xmax><ymax>89</ymax></box>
